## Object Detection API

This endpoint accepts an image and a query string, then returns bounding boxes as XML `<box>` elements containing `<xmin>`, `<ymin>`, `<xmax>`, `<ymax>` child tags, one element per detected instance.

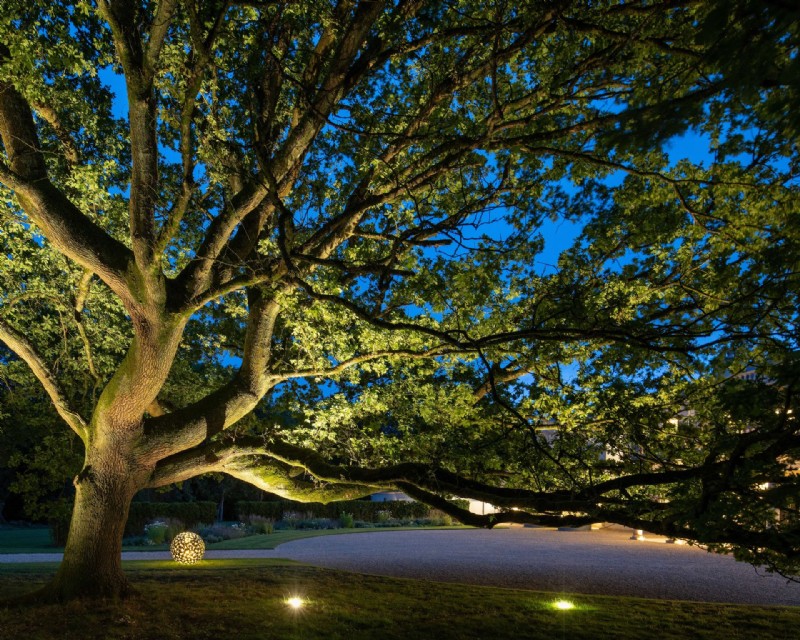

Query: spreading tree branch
<box><xmin>0</xmin><ymin>317</ymin><xmax>88</xmax><ymax>440</ymax></box>
<box><xmin>148</xmin><ymin>439</ymin><xmax>373</xmax><ymax>502</ymax></box>
<box><xmin>139</xmin><ymin>290</ymin><xmax>283</xmax><ymax>461</ymax></box>
<box><xmin>273</xmin><ymin>346</ymin><xmax>459</xmax><ymax>381</ymax></box>
<box><xmin>72</xmin><ymin>270</ymin><xmax>101</xmax><ymax>390</ymax></box>
<box><xmin>96</xmin><ymin>0</ymin><xmax>181</xmax><ymax>272</ymax></box>
<box><xmin>0</xmin><ymin>80</ymin><xmax>137</xmax><ymax>309</ymax></box>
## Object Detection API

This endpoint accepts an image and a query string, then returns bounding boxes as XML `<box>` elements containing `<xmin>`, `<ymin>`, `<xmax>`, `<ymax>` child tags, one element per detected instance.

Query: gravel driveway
<box><xmin>270</xmin><ymin>526</ymin><xmax>800</xmax><ymax>606</ymax></box>
<box><xmin>2</xmin><ymin>526</ymin><xmax>798</xmax><ymax>606</ymax></box>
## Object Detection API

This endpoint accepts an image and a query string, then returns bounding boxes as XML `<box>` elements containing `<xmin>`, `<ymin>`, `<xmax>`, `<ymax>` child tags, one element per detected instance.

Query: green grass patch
<box><xmin>0</xmin><ymin>527</ymin><xmax>55</xmax><ymax>553</ymax></box>
<box><xmin>0</xmin><ymin>560</ymin><xmax>797</xmax><ymax>639</ymax></box>
<box><xmin>205</xmin><ymin>526</ymin><xmax>467</xmax><ymax>550</ymax></box>
<box><xmin>0</xmin><ymin>526</ymin><xmax>172</xmax><ymax>554</ymax></box>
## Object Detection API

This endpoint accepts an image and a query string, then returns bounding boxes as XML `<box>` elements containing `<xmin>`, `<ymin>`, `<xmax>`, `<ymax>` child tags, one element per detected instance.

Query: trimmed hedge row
<box><xmin>52</xmin><ymin>497</ymin><xmax>473</xmax><ymax>544</ymax></box>
<box><xmin>237</xmin><ymin>499</ymin><xmax>469</xmax><ymax>522</ymax></box>
<box><xmin>125</xmin><ymin>501</ymin><xmax>217</xmax><ymax>536</ymax></box>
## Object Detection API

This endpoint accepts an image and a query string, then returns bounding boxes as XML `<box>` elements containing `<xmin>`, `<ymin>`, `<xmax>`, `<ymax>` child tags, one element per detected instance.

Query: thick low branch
<box><xmin>265</xmin><ymin>439</ymin><xmax>800</xmax><ymax>555</ymax></box>
<box><xmin>400</xmin><ymin>482</ymin><xmax>800</xmax><ymax>557</ymax></box>
<box><xmin>148</xmin><ymin>441</ymin><xmax>374</xmax><ymax>503</ymax></box>
<box><xmin>151</xmin><ymin>435</ymin><xmax>800</xmax><ymax>555</ymax></box>
<box><xmin>261</xmin><ymin>437</ymin><xmax>581</xmax><ymax>510</ymax></box>
<box><xmin>224</xmin><ymin>461</ymin><xmax>374</xmax><ymax>504</ymax></box>
<box><xmin>145</xmin><ymin>429</ymin><xmax>800</xmax><ymax>558</ymax></box>
<box><xmin>146</xmin><ymin>438</ymin><xmax>265</xmax><ymax>486</ymax></box>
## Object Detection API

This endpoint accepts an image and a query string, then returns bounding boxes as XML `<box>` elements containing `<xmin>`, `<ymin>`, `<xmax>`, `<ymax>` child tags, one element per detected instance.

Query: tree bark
<box><xmin>38</xmin><ymin>446</ymin><xmax>144</xmax><ymax>601</ymax></box>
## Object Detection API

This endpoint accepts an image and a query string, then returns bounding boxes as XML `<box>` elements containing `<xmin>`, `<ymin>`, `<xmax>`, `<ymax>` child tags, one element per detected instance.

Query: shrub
<box><xmin>295</xmin><ymin>518</ymin><xmax>337</xmax><ymax>530</ymax></box>
<box><xmin>122</xmin><ymin>535</ymin><xmax>148</xmax><ymax>547</ymax></box>
<box><xmin>280</xmin><ymin>511</ymin><xmax>303</xmax><ymax>530</ymax></box>
<box><xmin>145</xmin><ymin>521</ymin><xmax>168</xmax><ymax>545</ymax></box>
<box><xmin>238</xmin><ymin>502</ymin><xmax>285</xmax><ymax>521</ymax></box>
<box><xmin>197</xmin><ymin>522</ymin><xmax>248</xmax><ymax>542</ymax></box>
<box><xmin>125</xmin><ymin>501</ymin><xmax>217</xmax><ymax>536</ymax></box>
<box><xmin>339</xmin><ymin>512</ymin><xmax>354</xmax><ymax>528</ymax></box>
<box><xmin>430</xmin><ymin>509</ymin><xmax>453</xmax><ymax>527</ymax></box>
<box><xmin>245</xmin><ymin>515</ymin><xmax>274</xmax><ymax>534</ymax></box>
<box><xmin>237</xmin><ymin>499</ymin><xmax>432</xmax><ymax>523</ymax></box>
<box><xmin>143</xmin><ymin>517</ymin><xmax>185</xmax><ymax>545</ymax></box>
<box><xmin>164</xmin><ymin>518</ymin><xmax>185</xmax><ymax>542</ymax></box>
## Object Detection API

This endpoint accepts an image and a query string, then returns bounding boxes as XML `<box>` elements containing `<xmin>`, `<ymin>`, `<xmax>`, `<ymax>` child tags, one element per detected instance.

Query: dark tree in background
<box><xmin>0</xmin><ymin>0</ymin><xmax>798</xmax><ymax>600</ymax></box>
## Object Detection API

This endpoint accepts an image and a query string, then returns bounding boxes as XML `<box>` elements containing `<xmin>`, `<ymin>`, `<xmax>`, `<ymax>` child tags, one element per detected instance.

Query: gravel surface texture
<box><xmin>270</xmin><ymin>526</ymin><xmax>800</xmax><ymax>606</ymax></box>
<box><xmin>2</xmin><ymin>526</ymin><xmax>798</xmax><ymax>606</ymax></box>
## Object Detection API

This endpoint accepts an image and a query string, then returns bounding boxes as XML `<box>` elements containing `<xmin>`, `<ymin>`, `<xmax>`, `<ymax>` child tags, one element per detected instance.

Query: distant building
<box><xmin>370</xmin><ymin>491</ymin><xmax>412</xmax><ymax>502</ymax></box>
<box><xmin>467</xmin><ymin>499</ymin><xmax>499</xmax><ymax>515</ymax></box>
<box><xmin>732</xmin><ymin>365</ymin><xmax>759</xmax><ymax>382</ymax></box>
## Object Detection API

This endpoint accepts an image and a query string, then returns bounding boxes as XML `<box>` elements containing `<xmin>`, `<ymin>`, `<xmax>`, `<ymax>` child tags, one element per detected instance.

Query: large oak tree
<box><xmin>1</xmin><ymin>0</ymin><xmax>799</xmax><ymax>600</ymax></box>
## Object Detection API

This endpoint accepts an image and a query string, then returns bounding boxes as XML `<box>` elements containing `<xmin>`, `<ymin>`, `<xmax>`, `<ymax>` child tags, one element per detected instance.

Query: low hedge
<box><xmin>124</xmin><ymin>501</ymin><xmax>217</xmax><ymax>536</ymax></box>
<box><xmin>237</xmin><ymin>498</ymin><xmax>470</xmax><ymax>522</ymax></box>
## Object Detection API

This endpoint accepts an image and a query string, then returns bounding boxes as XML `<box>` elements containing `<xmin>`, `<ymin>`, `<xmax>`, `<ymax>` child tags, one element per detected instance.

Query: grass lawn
<box><xmin>0</xmin><ymin>525</ymin><xmax>469</xmax><ymax>554</ymax></box>
<box><xmin>206</xmin><ymin>525</ymin><xmax>468</xmax><ymax>550</ymax></box>
<box><xmin>0</xmin><ymin>559</ymin><xmax>797</xmax><ymax>640</ymax></box>
<box><xmin>0</xmin><ymin>526</ymin><xmax>55</xmax><ymax>554</ymax></box>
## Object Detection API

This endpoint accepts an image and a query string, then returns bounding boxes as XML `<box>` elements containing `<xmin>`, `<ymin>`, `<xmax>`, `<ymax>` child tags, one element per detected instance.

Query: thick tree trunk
<box><xmin>38</xmin><ymin>448</ymin><xmax>142</xmax><ymax>602</ymax></box>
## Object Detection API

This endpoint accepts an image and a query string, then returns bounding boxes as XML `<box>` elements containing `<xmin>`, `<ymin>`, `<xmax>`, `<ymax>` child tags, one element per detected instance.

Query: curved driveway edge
<box><xmin>2</xmin><ymin>526</ymin><xmax>799</xmax><ymax>606</ymax></box>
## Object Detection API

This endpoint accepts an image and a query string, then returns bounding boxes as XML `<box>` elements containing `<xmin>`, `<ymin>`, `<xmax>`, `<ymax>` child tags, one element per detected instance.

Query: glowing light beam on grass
<box><xmin>286</xmin><ymin>596</ymin><xmax>305</xmax><ymax>610</ymax></box>
<box><xmin>553</xmin><ymin>599</ymin><xmax>575</xmax><ymax>610</ymax></box>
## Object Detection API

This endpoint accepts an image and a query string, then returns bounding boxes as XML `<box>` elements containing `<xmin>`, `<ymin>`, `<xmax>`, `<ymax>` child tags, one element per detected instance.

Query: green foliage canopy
<box><xmin>0</xmin><ymin>0</ymin><xmax>798</xmax><ymax>595</ymax></box>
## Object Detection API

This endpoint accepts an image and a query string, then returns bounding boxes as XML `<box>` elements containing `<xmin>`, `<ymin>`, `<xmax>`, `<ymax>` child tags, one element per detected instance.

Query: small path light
<box><xmin>553</xmin><ymin>600</ymin><xmax>575</xmax><ymax>610</ymax></box>
<box><xmin>170</xmin><ymin>531</ymin><xmax>205</xmax><ymax>564</ymax></box>
<box><xmin>286</xmin><ymin>596</ymin><xmax>305</xmax><ymax>610</ymax></box>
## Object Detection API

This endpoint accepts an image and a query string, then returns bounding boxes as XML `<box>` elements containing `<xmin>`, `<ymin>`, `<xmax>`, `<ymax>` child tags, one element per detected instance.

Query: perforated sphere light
<box><xmin>170</xmin><ymin>532</ymin><xmax>205</xmax><ymax>564</ymax></box>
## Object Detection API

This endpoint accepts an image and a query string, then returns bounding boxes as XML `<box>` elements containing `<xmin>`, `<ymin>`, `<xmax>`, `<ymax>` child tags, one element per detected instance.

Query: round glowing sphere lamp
<box><xmin>170</xmin><ymin>531</ymin><xmax>206</xmax><ymax>564</ymax></box>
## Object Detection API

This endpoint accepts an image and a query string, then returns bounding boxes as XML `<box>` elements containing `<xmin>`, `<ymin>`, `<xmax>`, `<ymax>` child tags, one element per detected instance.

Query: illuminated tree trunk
<box><xmin>40</xmin><ymin>445</ymin><xmax>143</xmax><ymax>601</ymax></box>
